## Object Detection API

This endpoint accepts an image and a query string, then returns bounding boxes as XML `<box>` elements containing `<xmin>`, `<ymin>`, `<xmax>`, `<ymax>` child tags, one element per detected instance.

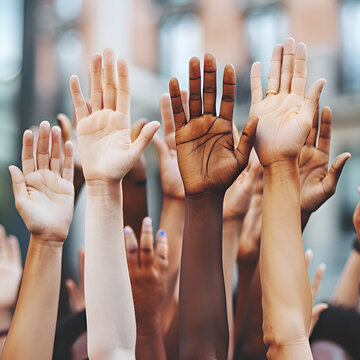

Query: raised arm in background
<box><xmin>223</xmin><ymin>150</ymin><xmax>261</xmax><ymax>359</ymax></box>
<box><xmin>299</xmin><ymin>106</ymin><xmax>350</xmax><ymax>229</ymax></box>
<box><xmin>0</xmin><ymin>227</ymin><xmax>22</xmax><ymax>354</ymax></box>
<box><xmin>125</xmin><ymin>218</ymin><xmax>168</xmax><ymax>360</ymax></box>
<box><xmin>169</xmin><ymin>54</ymin><xmax>258</xmax><ymax>359</ymax></box>
<box><xmin>251</xmin><ymin>38</ymin><xmax>326</xmax><ymax>359</ymax></box>
<box><xmin>3</xmin><ymin>122</ymin><xmax>74</xmax><ymax>360</ymax></box>
<box><xmin>332</xmin><ymin>188</ymin><xmax>360</xmax><ymax>309</ymax></box>
<box><xmin>70</xmin><ymin>48</ymin><xmax>159</xmax><ymax>359</ymax></box>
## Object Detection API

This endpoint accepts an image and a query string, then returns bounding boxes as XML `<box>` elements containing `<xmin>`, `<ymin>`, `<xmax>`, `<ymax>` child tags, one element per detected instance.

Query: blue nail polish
<box><xmin>160</xmin><ymin>230</ymin><xmax>165</xmax><ymax>237</ymax></box>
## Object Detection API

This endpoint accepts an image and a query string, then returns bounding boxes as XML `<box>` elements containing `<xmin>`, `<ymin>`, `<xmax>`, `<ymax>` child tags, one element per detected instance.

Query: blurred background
<box><xmin>1</xmin><ymin>0</ymin><xmax>360</xmax><ymax>318</ymax></box>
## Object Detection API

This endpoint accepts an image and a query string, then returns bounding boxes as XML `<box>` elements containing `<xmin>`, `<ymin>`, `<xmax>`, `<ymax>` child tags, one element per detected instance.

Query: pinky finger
<box><xmin>311</xmin><ymin>263</ymin><xmax>326</xmax><ymax>301</ymax></box>
<box><xmin>62</xmin><ymin>141</ymin><xmax>74</xmax><ymax>183</ymax></box>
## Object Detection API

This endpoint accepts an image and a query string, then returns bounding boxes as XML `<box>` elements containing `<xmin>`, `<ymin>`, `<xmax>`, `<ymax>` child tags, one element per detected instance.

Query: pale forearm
<box><xmin>332</xmin><ymin>250</ymin><xmax>360</xmax><ymax>309</ymax></box>
<box><xmin>85</xmin><ymin>182</ymin><xmax>136</xmax><ymax>359</ymax></box>
<box><xmin>2</xmin><ymin>237</ymin><xmax>62</xmax><ymax>360</ymax></box>
<box><xmin>261</xmin><ymin>161</ymin><xmax>312</xmax><ymax>358</ymax></box>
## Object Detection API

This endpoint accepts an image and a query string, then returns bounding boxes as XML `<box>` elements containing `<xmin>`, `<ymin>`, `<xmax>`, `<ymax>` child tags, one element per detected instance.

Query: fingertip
<box><xmin>103</xmin><ymin>48</ymin><xmax>115</xmax><ymax>63</ymax></box>
<box><xmin>318</xmin><ymin>262</ymin><xmax>326</xmax><ymax>272</ymax></box>
<box><xmin>69</xmin><ymin>75</ymin><xmax>79</xmax><ymax>87</ymax></box>
<box><xmin>40</xmin><ymin>120</ymin><xmax>50</xmax><ymax>130</ymax></box>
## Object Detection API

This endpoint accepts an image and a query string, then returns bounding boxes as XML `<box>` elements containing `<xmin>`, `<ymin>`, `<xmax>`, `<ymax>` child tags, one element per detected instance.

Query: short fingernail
<box><xmin>124</xmin><ymin>226</ymin><xmax>132</xmax><ymax>235</ymax></box>
<box><xmin>160</xmin><ymin>230</ymin><xmax>166</xmax><ymax>237</ymax></box>
<box><xmin>305</xmin><ymin>248</ymin><xmax>313</xmax><ymax>257</ymax></box>
<box><xmin>143</xmin><ymin>217</ymin><xmax>152</xmax><ymax>226</ymax></box>
<box><xmin>319</xmin><ymin>262</ymin><xmax>326</xmax><ymax>271</ymax></box>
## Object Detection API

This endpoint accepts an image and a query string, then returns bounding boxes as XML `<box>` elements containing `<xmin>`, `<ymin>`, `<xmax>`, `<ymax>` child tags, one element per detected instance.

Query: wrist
<box><xmin>30</xmin><ymin>234</ymin><xmax>66</xmax><ymax>248</ymax></box>
<box><xmin>264</xmin><ymin>159</ymin><xmax>299</xmax><ymax>177</ymax></box>
<box><xmin>86</xmin><ymin>179</ymin><xmax>122</xmax><ymax>199</ymax></box>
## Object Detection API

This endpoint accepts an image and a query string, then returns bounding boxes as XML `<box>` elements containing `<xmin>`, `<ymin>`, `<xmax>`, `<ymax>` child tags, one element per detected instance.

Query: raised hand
<box><xmin>153</xmin><ymin>92</ymin><xmax>188</xmax><ymax>199</ymax></box>
<box><xmin>299</xmin><ymin>107</ymin><xmax>350</xmax><ymax>216</ymax></box>
<box><xmin>9</xmin><ymin>121</ymin><xmax>74</xmax><ymax>243</ymax></box>
<box><xmin>250</xmin><ymin>38</ymin><xmax>326</xmax><ymax>167</ymax></box>
<box><xmin>0</xmin><ymin>226</ymin><xmax>22</xmax><ymax>320</ymax></box>
<box><xmin>170</xmin><ymin>54</ymin><xmax>258</xmax><ymax>195</ymax></box>
<box><xmin>65</xmin><ymin>247</ymin><xmax>85</xmax><ymax>313</ymax></box>
<box><xmin>70</xmin><ymin>49</ymin><xmax>159</xmax><ymax>184</ymax></box>
<box><xmin>125</xmin><ymin>218</ymin><xmax>168</xmax><ymax>359</ymax></box>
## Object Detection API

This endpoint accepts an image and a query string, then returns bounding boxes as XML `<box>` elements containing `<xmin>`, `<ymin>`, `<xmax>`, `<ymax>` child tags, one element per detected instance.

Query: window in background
<box><xmin>244</xmin><ymin>4</ymin><xmax>288</xmax><ymax>88</ymax></box>
<box><xmin>340</xmin><ymin>0</ymin><xmax>360</xmax><ymax>93</ymax></box>
<box><xmin>159</xmin><ymin>13</ymin><xmax>203</xmax><ymax>89</ymax></box>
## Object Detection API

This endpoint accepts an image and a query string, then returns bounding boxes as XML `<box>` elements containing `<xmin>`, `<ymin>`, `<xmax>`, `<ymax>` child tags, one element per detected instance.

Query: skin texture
<box><xmin>169</xmin><ymin>54</ymin><xmax>258</xmax><ymax>359</ymax></box>
<box><xmin>3</xmin><ymin>122</ymin><xmax>74</xmax><ymax>360</ymax></box>
<box><xmin>69</xmin><ymin>48</ymin><xmax>159</xmax><ymax>359</ymax></box>
<box><xmin>299</xmin><ymin>106</ymin><xmax>350</xmax><ymax>229</ymax></box>
<box><xmin>332</xmin><ymin>188</ymin><xmax>360</xmax><ymax>308</ymax></box>
<box><xmin>0</xmin><ymin>227</ymin><xmax>22</xmax><ymax>354</ymax></box>
<box><xmin>222</xmin><ymin>151</ymin><xmax>261</xmax><ymax>359</ymax></box>
<box><xmin>125</xmin><ymin>218</ymin><xmax>168</xmax><ymax>360</ymax></box>
<box><xmin>251</xmin><ymin>38</ymin><xmax>325</xmax><ymax>359</ymax></box>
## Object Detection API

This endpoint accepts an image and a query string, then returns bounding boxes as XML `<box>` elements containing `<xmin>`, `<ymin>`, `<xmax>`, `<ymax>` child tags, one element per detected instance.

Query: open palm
<box><xmin>9</xmin><ymin>122</ymin><xmax>74</xmax><ymax>242</ymax></box>
<box><xmin>299</xmin><ymin>106</ymin><xmax>350</xmax><ymax>213</ymax></box>
<box><xmin>250</xmin><ymin>38</ymin><xmax>326</xmax><ymax>168</ymax></box>
<box><xmin>169</xmin><ymin>55</ymin><xmax>258</xmax><ymax>195</ymax></box>
<box><xmin>70</xmin><ymin>49</ymin><xmax>159</xmax><ymax>183</ymax></box>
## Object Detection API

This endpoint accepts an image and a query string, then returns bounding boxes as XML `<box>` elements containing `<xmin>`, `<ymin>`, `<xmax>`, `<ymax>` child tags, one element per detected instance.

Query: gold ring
<box><xmin>266</xmin><ymin>90</ymin><xmax>277</xmax><ymax>96</ymax></box>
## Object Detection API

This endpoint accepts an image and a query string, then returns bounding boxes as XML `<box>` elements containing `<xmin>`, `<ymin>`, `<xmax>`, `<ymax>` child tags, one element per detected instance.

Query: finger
<box><xmin>181</xmin><ymin>89</ymin><xmax>189</xmax><ymax>122</ymax></box>
<box><xmin>310</xmin><ymin>303</ymin><xmax>328</xmax><ymax>335</ymax></box>
<box><xmin>304</xmin><ymin>248</ymin><xmax>314</xmax><ymax>268</ymax></box>
<box><xmin>291</xmin><ymin>42</ymin><xmax>308</xmax><ymax>97</ymax></box>
<box><xmin>317</xmin><ymin>106</ymin><xmax>332</xmax><ymax>154</ymax></box>
<box><xmin>305</xmin><ymin>104</ymin><xmax>319</xmax><ymax>147</ymax></box>
<box><xmin>219</xmin><ymin>64</ymin><xmax>235</xmax><ymax>121</ymax></box>
<box><xmin>8</xmin><ymin>235</ymin><xmax>22</xmax><ymax>265</ymax></box>
<box><xmin>131</xmin><ymin>118</ymin><xmax>147</xmax><ymax>142</ymax></box>
<box><xmin>90</xmin><ymin>53</ymin><xmax>103</xmax><ymax>112</ymax></box>
<box><xmin>139</xmin><ymin>217</ymin><xmax>154</xmax><ymax>269</ymax></box>
<box><xmin>300</xmin><ymin>79</ymin><xmax>326</xmax><ymax>128</ymax></box>
<box><xmin>22</xmin><ymin>129</ymin><xmax>35</xmax><ymax>176</ymax></box>
<box><xmin>322</xmin><ymin>152</ymin><xmax>351</xmax><ymax>198</ymax></box>
<box><xmin>50</xmin><ymin>126</ymin><xmax>62</xmax><ymax>173</ymax></box>
<box><xmin>189</xmin><ymin>57</ymin><xmax>202</xmax><ymax>119</ymax></box>
<box><xmin>311</xmin><ymin>263</ymin><xmax>326</xmax><ymax>301</ymax></box>
<box><xmin>132</xmin><ymin>121</ymin><xmax>160</xmax><ymax>160</ymax></box>
<box><xmin>116</xmin><ymin>58</ymin><xmax>130</xmax><ymax>121</ymax></box>
<box><xmin>65</xmin><ymin>279</ymin><xmax>85</xmax><ymax>313</ymax></box>
<box><xmin>9</xmin><ymin>166</ymin><xmax>28</xmax><ymax>212</ymax></box>
<box><xmin>279</xmin><ymin>37</ymin><xmax>296</xmax><ymax>93</ymax></box>
<box><xmin>69</xmin><ymin>75</ymin><xmax>89</xmax><ymax>122</ymax></box>
<box><xmin>57</xmin><ymin>113</ymin><xmax>72</xmax><ymax>143</ymax></box>
<box><xmin>169</xmin><ymin>78</ymin><xmax>186</xmax><ymax>131</ymax></box>
<box><xmin>250</xmin><ymin>62</ymin><xmax>263</xmax><ymax>105</ymax></box>
<box><xmin>232</xmin><ymin>123</ymin><xmax>240</xmax><ymax>145</ymax></box>
<box><xmin>160</xmin><ymin>93</ymin><xmax>175</xmax><ymax>137</ymax></box>
<box><xmin>62</xmin><ymin>141</ymin><xmax>74</xmax><ymax>183</ymax></box>
<box><xmin>203</xmin><ymin>53</ymin><xmax>217</xmax><ymax>115</ymax></box>
<box><xmin>153</xmin><ymin>134</ymin><xmax>170</xmax><ymax>163</ymax></box>
<box><xmin>78</xmin><ymin>247</ymin><xmax>85</xmax><ymax>294</ymax></box>
<box><xmin>235</xmin><ymin>117</ymin><xmax>259</xmax><ymax>170</ymax></box>
<box><xmin>124</xmin><ymin>226</ymin><xmax>139</xmax><ymax>269</ymax></box>
<box><xmin>36</xmin><ymin>121</ymin><xmax>51</xmax><ymax>170</ymax></box>
<box><xmin>103</xmin><ymin>48</ymin><xmax>117</xmax><ymax>110</ymax></box>
<box><xmin>0</xmin><ymin>225</ymin><xmax>6</xmax><ymax>260</ymax></box>
<box><xmin>266</xmin><ymin>44</ymin><xmax>283</xmax><ymax>96</ymax></box>
<box><xmin>155</xmin><ymin>230</ymin><xmax>168</xmax><ymax>274</ymax></box>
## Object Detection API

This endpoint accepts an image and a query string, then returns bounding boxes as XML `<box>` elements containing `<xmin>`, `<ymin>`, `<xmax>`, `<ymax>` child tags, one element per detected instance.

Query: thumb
<box><xmin>9</xmin><ymin>166</ymin><xmax>27</xmax><ymax>212</ymax></box>
<box><xmin>322</xmin><ymin>152</ymin><xmax>351</xmax><ymax>198</ymax></box>
<box><xmin>132</xmin><ymin>121</ymin><xmax>160</xmax><ymax>160</ymax></box>
<box><xmin>131</xmin><ymin>118</ymin><xmax>147</xmax><ymax>142</ymax></box>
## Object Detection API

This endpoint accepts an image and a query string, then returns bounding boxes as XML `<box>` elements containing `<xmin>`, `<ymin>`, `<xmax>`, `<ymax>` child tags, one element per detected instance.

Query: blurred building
<box><xmin>1</xmin><ymin>0</ymin><xmax>360</xmax><ymax>314</ymax></box>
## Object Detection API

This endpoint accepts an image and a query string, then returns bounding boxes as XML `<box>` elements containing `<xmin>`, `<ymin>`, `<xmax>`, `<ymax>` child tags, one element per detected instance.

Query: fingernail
<box><xmin>160</xmin><ymin>230</ymin><xmax>166</xmax><ymax>237</ymax></box>
<box><xmin>305</xmin><ymin>248</ymin><xmax>313</xmax><ymax>257</ymax></box>
<box><xmin>319</xmin><ymin>262</ymin><xmax>326</xmax><ymax>271</ymax></box>
<box><xmin>124</xmin><ymin>226</ymin><xmax>132</xmax><ymax>235</ymax></box>
<box><xmin>143</xmin><ymin>217</ymin><xmax>152</xmax><ymax>226</ymax></box>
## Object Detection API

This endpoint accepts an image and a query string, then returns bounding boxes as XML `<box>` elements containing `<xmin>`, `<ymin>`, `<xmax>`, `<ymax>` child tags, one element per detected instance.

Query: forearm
<box><xmin>2</xmin><ymin>237</ymin><xmax>63</xmax><ymax>360</ymax></box>
<box><xmin>85</xmin><ymin>182</ymin><xmax>136</xmax><ymax>359</ymax></box>
<box><xmin>123</xmin><ymin>176</ymin><xmax>148</xmax><ymax>240</ymax></box>
<box><xmin>222</xmin><ymin>218</ymin><xmax>242</xmax><ymax>359</ymax></box>
<box><xmin>261</xmin><ymin>161</ymin><xmax>312</xmax><ymax>359</ymax></box>
<box><xmin>136</xmin><ymin>319</ymin><xmax>166</xmax><ymax>360</ymax></box>
<box><xmin>332</xmin><ymin>250</ymin><xmax>360</xmax><ymax>308</ymax></box>
<box><xmin>180</xmin><ymin>193</ymin><xmax>228</xmax><ymax>359</ymax></box>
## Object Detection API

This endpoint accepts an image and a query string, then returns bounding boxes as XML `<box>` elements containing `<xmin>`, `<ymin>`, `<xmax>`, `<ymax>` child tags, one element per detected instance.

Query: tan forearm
<box><xmin>2</xmin><ymin>237</ymin><xmax>62</xmax><ymax>360</ymax></box>
<box><xmin>332</xmin><ymin>250</ymin><xmax>360</xmax><ymax>309</ymax></box>
<box><xmin>261</xmin><ymin>161</ymin><xmax>312</xmax><ymax>358</ymax></box>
